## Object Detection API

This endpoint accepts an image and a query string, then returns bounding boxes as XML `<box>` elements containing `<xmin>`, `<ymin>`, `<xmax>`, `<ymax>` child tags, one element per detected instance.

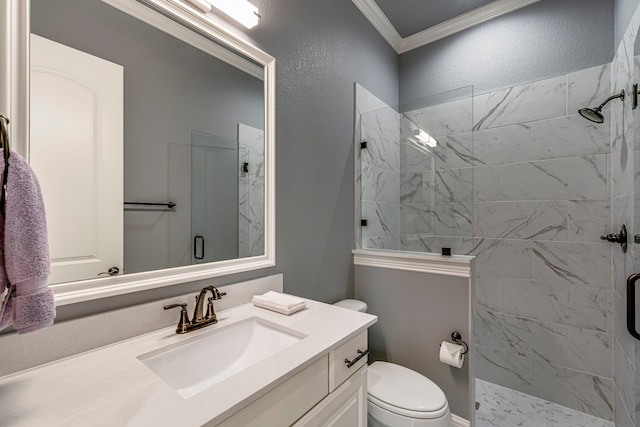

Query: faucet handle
<box><xmin>164</xmin><ymin>303</ymin><xmax>190</xmax><ymax>334</ymax></box>
<box><xmin>212</xmin><ymin>288</ymin><xmax>227</xmax><ymax>299</ymax></box>
<box><xmin>205</xmin><ymin>297</ymin><xmax>217</xmax><ymax>321</ymax></box>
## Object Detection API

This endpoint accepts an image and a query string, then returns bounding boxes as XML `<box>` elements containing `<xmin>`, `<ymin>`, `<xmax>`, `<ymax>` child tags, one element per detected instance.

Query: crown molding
<box><xmin>352</xmin><ymin>0</ymin><xmax>541</xmax><ymax>54</ymax></box>
<box><xmin>351</xmin><ymin>0</ymin><xmax>402</xmax><ymax>52</ymax></box>
<box><xmin>400</xmin><ymin>0</ymin><xmax>542</xmax><ymax>53</ymax></box>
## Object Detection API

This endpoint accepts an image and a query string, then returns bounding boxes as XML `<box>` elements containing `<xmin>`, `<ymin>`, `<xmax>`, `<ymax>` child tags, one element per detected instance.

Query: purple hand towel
<box><xmin>0</xmin><ymin>150</ymin><xmax>55</xmax><ymax>334</ymax></box>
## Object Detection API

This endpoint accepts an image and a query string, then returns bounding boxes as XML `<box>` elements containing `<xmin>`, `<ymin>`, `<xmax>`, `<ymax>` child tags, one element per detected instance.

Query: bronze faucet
<box><xmin>164</xmin><ymin>286</ymin><xmax>226</xmax><ymax>334</ymax></box>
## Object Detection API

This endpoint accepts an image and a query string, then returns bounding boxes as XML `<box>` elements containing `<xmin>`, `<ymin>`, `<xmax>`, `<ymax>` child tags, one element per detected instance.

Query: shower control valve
<box><xmin>600</xmin><ymin>224</ymin><xmax>628</xmax><ymax>253</ymax></box>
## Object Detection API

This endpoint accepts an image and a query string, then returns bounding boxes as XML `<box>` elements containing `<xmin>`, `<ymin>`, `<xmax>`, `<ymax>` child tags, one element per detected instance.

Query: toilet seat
<box><xmin>367</xmin><ymin>361</ymin><xmax>449</xmax><ymax>420</ymax></box>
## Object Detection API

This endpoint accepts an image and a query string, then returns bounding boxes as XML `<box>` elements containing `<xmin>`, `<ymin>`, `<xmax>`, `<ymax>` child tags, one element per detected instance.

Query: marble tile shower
<box><xmin>238</xmin><ymin>124</ymin><xmax>265</xmax><ymax>258</ymax></box>
<box><xmin>611</xmin><ymin>5</ymin><xmax>640</xmax><ymax>424</ymax></box>
<box><xmin>356</xmin><ymin>62</ymin><xmax>617</xmax><ymax>422</ymax></box>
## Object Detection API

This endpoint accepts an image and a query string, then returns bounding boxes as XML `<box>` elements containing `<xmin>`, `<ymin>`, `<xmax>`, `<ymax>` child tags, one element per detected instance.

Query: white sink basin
<box><xmin>138</xmin><ymin>317</ymin><xmax>306</xmax><ymax>398</ymax></box>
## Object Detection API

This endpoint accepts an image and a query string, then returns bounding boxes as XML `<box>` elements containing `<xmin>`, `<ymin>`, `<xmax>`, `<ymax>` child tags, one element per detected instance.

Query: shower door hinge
<box><xmin>360</xmin><ymin>219</ymin><xmax>368</xmax><ymax>226</ymax></box>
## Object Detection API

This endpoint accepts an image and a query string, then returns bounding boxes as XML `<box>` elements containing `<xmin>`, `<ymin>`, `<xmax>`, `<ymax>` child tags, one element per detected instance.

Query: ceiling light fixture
<box><xmin>207</xmin><ymin>0</ymin><xmax>260</xmax><ymax>29</ymax></box>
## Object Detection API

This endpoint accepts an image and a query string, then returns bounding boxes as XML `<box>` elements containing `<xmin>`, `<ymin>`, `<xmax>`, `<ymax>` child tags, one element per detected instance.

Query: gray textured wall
<box><xmin>399</xmin><ymin>0</ymin><xmax>614</xmax><ymax>106</ymax></box>
<box><xmin>248</xmin><ymin>0</ymin><xmax>399</xmax><ymax>302</ymax></box>
<box><xmin>355</xmin><ymin>266</ymin><xmax>472</xmax><ymax>420</ymax></box>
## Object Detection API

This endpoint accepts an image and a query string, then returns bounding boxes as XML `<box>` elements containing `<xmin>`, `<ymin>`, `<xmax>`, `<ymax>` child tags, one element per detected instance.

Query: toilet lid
<box><xmin>367</xmin><ymin>362</ymin><xmax>447</xmax><ymax>414</ymax></box>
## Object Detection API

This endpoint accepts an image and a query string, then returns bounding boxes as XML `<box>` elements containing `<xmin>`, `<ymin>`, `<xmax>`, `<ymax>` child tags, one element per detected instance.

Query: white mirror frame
<box><xmin>0</xmin><ymin>0</ymin><xmax>275</xmax><ymax>305</ymax></box>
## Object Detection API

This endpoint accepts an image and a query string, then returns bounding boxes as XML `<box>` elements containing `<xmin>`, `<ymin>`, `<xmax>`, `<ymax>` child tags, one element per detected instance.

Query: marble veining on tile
<box><xmin>473</xmin><ymin>238</ymin><xmax>532</xmax><ymax>279</ymax></box>
<box><xmin>473</xmin><ymin>123</ymin><xmax>531</xmax><ymax>166</ymax></box>
<box><xmin>473</xmin><ymin>76</ymin><xmax>566</xmax><ymax>131</ymax></box>
<box><xmin>567</xmin><ymin>64</ymin><xmax>611</xmax><ymax>115</ymax></box>
<box><xmin>531</xmin><ymin>241</ymin><xmax>611</xmax><ymax>288</ymax></box>
<box><xmin>614</xmin><ymin>338</ymin><xmax>636</xmax><ymax>424</ymax></box>
<box><xmin>361</xmin><ymin>162</ymin><xmax>399</xmax><ymax>204</ymax></box>
<box><xmin>400</xmin><ymin>203</ymin><xmax>434</xmax><ymax>235</ymax></box>
<box><xmin>361</xmin><ymin>201</ymin><xmax>399</xmax><ymax>243</ymax></box>
<box><xmin>531</xmin><ymin>113</ymin><xmax>611</xmax><ymax>160</ymax></box>
<box><xmin>567</xmin><ymin>200</ymin><xmax>610</xmax><ymax>243</ymax></box>
<box><xmin>474</xmin><ymin>155</ymin><xmax>609</xmax><ymax>202</ymax></box>
<box><xmin>361</xmin><ymin>107</ymin><xmax>400</xmax><ymax>173</ymax></box>
<box><xmin>403</xmin><ymin>97</ymin><xmax>473</xmax><ymax>137</ymax></box>
<box><xmin>497</xmin><ymin>277</ymin><xmax>608</xmax><ymax>333</ymax></box>
<box><xmin>431</xmin><ymin>167</ymin><xmax>473</xmax><ymax>203</ymax></box>
<box><xmin>433</xmin><ymin>202</ymin><xmax>473</xmax><ymax>237</ymax></box>
<box><xmin>474</xmin><ymin>201</ymin><xmax>568</xmax><ymax>241</ymax></box>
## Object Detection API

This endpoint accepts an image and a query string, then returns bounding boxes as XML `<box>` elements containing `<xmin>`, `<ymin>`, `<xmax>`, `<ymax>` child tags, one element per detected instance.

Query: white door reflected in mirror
<box><xmin>30</xmin><ymin>34</ymin><xmax>123</xmax><ymax>284</ymax></box>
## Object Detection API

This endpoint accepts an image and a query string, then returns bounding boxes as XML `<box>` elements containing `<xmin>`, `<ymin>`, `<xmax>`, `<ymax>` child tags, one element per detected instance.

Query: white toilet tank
<box><xmin>333</xmin><ymin>299</ymin><xmax>367</xmax><ymax>312</ymax></box>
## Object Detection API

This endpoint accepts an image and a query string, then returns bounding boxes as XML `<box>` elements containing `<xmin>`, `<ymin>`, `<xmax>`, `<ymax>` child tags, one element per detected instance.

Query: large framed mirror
<box><xmin>1</xmin><ymin>0</ymin><xmax>275</xmax><ymax>304</ymax></box>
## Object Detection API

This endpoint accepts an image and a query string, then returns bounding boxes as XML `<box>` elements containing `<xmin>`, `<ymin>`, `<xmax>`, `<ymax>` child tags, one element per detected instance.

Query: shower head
<box><xmin>578</xmin><ymin>107</ymin><xmax>605</xmax><ymax>123</ymax></box>
<box><xmin>578</xmin><ymin>90</ymin><xmax>625</xmax><ymax>123</ymax></box>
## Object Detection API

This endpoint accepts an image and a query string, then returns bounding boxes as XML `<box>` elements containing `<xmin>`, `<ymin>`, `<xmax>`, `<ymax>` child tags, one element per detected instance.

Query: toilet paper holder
<box><xmin>451</xmin><ymin>331</ymin><xmax>468</xmax><ymax>355</ymax></box>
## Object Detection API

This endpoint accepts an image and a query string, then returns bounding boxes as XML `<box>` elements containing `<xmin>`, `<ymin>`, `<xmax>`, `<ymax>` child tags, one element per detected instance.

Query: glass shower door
<box><xmin>357</xmin><ymin>86</ymin><xmax>474</xmax><ymax>256</ymax></box>
<box><xmin>191</xmin><ymin>130</ymin><xmax>239</xmax><ymax>264</ymax></box>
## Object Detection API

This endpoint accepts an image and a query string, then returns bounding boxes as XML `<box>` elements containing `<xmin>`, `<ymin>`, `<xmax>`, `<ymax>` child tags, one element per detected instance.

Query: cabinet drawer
<box><xmin>329</xmin><ymin>331</ymin><xmax>368</xmax><ymax>392</ymax></box>
<box><xmin>215</xmin><ymin>356</ymin><xmax>329</xmax><ymax>427</ymax></box>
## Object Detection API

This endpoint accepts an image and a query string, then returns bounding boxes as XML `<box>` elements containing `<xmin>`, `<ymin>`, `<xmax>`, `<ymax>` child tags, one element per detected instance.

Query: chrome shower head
<box><xmin>578</xmin><ymin>89</ymin><xmax>625</xmax><ymax>123</ymax></box>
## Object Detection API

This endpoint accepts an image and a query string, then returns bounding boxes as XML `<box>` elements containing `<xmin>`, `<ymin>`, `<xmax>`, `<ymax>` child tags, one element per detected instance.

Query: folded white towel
<box><xmin>252</xmin><ymin>291</ymin><xmax>306</xmax><ymax>315</ymax></box>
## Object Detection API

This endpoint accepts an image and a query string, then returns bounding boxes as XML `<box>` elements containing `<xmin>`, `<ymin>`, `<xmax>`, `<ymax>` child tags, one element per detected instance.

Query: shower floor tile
<box><xmin>475</xmin><ymin>379</ymin><xmax>613</xmax><ymax>427</ymax></box>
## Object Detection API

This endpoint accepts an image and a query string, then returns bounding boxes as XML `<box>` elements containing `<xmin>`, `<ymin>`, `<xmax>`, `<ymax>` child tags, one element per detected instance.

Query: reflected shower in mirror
<box><xmin>30</xmin><ymin>0</ymin><xmax>265</xmax><ymax>285</ymax></box>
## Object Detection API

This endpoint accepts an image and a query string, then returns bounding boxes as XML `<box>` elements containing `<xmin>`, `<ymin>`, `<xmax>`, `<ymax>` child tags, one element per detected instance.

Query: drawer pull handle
<box><xmin>345</xmin><ymin>349</ymin><xmax>369</xmax><ymax>368</ymax></box>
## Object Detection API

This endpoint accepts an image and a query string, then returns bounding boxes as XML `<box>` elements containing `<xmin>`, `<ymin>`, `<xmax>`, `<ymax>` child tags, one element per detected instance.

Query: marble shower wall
<box><xmin>471</xmin><ymin>64</ymin><xmax>615</xmax><ymax>422</ymax></box>
<box><xmin>611</xmin><ymin>4</ymin><xmax>640</xmax><ymax>425</ymax></box>
<box><xmin>238</xmin><ymin>124</ymin><xmax>265</xmax><ymax>258</ymax></box>
<box><xmin>393</xmin><ymin>66</ymin><xmax>615</xmax><ymax>420</ymax></box>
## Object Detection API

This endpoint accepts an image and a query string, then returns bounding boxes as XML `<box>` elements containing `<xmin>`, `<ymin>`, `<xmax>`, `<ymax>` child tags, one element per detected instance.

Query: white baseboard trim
<box><xmin>452</xmin><ymin>413</ymin><xmax>471</xmax><ymax>427</ymax></box>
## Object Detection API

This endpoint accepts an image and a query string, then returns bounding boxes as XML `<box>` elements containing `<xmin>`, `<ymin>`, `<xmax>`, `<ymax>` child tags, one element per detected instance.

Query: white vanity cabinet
<box><xmin>217</xmin><ymin>331</ymin><xmax>369</xmax><ymax>427</ymax></box>
<box><xmin>294</xmin><ymin>365</ymin><xmax>367</xmax><ymax>427</ymax></box>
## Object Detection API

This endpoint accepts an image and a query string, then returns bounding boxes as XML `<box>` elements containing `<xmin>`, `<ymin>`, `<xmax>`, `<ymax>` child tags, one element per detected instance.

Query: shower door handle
<box><xmin>194</xmin><ymin>235</ymin><xmax>204</xmax><ymax>260</ymax></box>
<box><xmin>627</xmin><ymin>273</ymin><xmax>640</xmax><ymax>340</ymax></box>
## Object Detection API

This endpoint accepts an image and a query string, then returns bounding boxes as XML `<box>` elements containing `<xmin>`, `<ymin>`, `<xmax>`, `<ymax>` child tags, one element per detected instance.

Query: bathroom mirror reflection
<box><xmin>29</xmin><ymin>0</ymin><xmax>268</xmax><ymax>286</ymax></box>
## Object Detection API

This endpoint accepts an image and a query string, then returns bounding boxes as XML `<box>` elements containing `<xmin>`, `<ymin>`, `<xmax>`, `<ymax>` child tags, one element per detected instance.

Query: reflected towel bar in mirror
<box><xmin>124</xmin><ymin>201</ymin><xmax>176</xmax><ymax>209</ymax></box>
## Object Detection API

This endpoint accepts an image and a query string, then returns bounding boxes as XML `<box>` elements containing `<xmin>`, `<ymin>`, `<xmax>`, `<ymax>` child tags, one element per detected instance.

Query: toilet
<box><xmin>334</xmin><ymin>299</ymin><xmax>452</xmax><ymax>427</ymax></box>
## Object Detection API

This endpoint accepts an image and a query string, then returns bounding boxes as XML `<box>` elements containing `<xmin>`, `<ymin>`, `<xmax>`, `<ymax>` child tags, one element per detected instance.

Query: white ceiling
<box><xmin>352</xmin><ymin>0</ymin><xmax>542</xmax><ymax>54</ymax></box>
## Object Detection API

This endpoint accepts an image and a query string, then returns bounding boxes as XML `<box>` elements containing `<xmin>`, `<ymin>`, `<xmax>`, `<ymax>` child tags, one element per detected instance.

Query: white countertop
<box><xmin>0</xmin><ymin>299</ymin><xmax>377</xmax><ymax>426</ymax></box>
